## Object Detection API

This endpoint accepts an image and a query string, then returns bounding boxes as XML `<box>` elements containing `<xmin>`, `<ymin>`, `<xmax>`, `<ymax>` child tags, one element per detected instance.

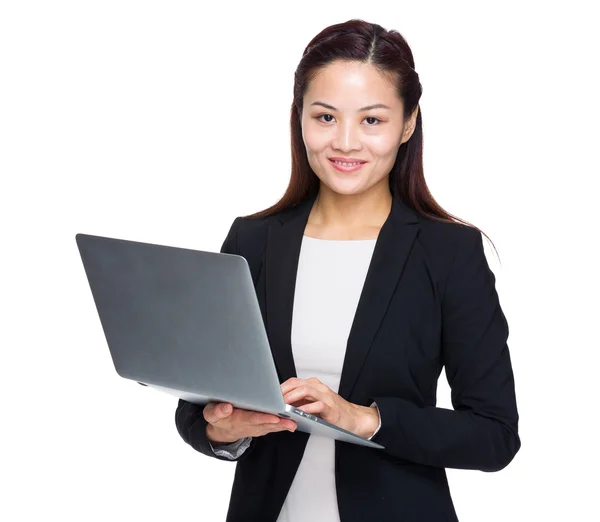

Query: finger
<box><xmin>259</xmin><ymin>419</ymin><xmax>297</xmax><ymax>434</ymax></box>
<box><xmin>217</xmin><ymin>402</ymin><xmax>233</xmax><ymax>418</ymax></box>
<box><xmin>203</xmin><ymin>402</ymin><xmax>219</xmax><ymax>424</ymax></box>
<box><xmin>297</xmin><ymin>401</ymin><xmax>327</xmax><ymax>415</ymax></box>
<box><xmin>205</xmin><ymin>402</ymin><xmax>233</xmax><ymax>424</ymax></box>
<box><xmin>280</xmin><ymin>377</ymin><xmax>305</xmax><ymax>395</ymax></box>
<box><xmin>284</xmin><ymin>385</ymin><xmax>320</xmax><ymax>405</ymax></box>
<box><xmin>277</xmin><ymin>419</ymin><xmax>297</xmax><ymax>431</ymax></box>
<box><xmin>253</xmin><ymin>415</ymin><xmax>296</xmax><ymax>431</ymax></box>
<box><xmin>243</xmin><ymin>410</ymin><xmax>282</xmax><ymax>426</ymax></box>
<box><xmin>306</xmin><ymin>377</ymin><xmax>330</xmax><ymax>392</ymax></box>
<box><xmin>287</xmin><ymin>398</ymin><xmax>312</xmax><ymax>408</ymax></box>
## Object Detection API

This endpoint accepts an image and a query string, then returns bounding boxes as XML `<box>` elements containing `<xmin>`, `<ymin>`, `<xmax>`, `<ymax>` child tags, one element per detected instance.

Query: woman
<box><xmin>175</xmin><ymin>19</ymin><xmax>520</xmax><ymax>522</ymax></box>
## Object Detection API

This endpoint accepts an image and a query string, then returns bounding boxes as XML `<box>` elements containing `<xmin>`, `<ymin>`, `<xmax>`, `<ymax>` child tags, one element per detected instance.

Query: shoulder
<box><xmin>409</xmin><ymin>216</ymin><xmax>486</xmax><ymax>293</ymax></box>
<box><xmin>401</xmin><ymin>216</ymin><xmax>491</xmax><ymax>310</ymax></box>
<box><xmin>415</xmin><ymin>215</ymin><xmax>482</xmax><ymax>260</ymax></box>
<box><xmin>237</xmin><ymin>212</ymin><xmax>273</xmax><ymax>234</ymax></box>
<box><xmin>232</xmin><ymin>213</ymin><xmax>274</xmax><ymax>259</ymax></box>
<box><xmin>235</xmin><ymin>201</ymin><xmax>304</xmax><ymax>237</ymax></box>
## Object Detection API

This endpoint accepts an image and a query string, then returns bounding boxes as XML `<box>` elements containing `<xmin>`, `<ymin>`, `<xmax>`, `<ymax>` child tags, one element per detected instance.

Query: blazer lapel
<box><xmin>265</xmin><ymin>195</ymin><xmax>317</xmax><ymax>383</ymax></box>
<box><xmin>337</xmin><ymin>199</ymin><xmax>420</xmax><ymax>399</ymax></box>
<box><xmin>265</xmin><ymin>194</ymin><xmax>420</xmax><ymax>400</ymax></box>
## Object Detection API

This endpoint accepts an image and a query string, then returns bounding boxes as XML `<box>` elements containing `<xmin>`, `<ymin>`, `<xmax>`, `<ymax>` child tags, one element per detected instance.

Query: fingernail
<box><xmin>223</xmin><ymin>404</ymin><xmax>231</xmax><ymax>413</ymax></box>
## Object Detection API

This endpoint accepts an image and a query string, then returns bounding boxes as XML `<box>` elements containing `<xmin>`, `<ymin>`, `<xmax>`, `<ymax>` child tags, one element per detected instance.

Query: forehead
<box><xmin>305</xmin><ymin>61</ymin><xmax>402</xmax><ymax>110</ymax></box>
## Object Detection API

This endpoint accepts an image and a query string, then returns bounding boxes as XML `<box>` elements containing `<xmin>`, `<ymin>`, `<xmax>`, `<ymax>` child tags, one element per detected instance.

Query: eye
<box><xmin>315</xmin><ymin>114</ymin><xmax>382</xmax><ymax>125</ymax></box>
<box><xmin>317</xmin><ymin>114</ymin><xmax>335</xmax><ymax>123</ymax></box>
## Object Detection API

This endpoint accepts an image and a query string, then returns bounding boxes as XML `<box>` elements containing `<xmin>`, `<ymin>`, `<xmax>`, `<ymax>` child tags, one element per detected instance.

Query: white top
<box><xmin>276</xmin><ymin>235</ymin><xmax>377</xmax><ymax>522</ymax></box>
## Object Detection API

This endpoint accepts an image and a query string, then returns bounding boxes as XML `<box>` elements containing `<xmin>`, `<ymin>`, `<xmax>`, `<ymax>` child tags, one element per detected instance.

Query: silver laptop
<box><xmin>76</xmin><ymin>233</ymin><xmax>383</xmax><ymax>449</ymax></box>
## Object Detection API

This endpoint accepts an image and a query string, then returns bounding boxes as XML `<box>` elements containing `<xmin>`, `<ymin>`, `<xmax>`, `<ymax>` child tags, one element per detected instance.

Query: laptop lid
<box><xmin>76</xmin><ymin>233</ymin><xmax>286</xmax><ymax>413</ymax></box>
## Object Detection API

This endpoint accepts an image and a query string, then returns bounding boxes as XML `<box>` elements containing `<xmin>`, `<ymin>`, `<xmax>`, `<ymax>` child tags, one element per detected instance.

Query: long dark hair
<box><xmin>245</xmin><ymin>19</ymin><xmax>497</xmax><ymax>258</ymax></box>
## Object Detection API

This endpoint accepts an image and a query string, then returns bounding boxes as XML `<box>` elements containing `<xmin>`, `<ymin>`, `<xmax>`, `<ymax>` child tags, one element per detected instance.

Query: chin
<box><xmin>321</xmin><ymin>179</ymin><xmax>369</xmax><ymax>196</ymax></box>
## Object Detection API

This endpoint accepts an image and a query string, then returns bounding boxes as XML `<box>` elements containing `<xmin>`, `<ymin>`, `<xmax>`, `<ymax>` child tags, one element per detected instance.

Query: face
<box><xmin>301</xmin><ymin>60</ymin><xmax>417</xmax><ymax>198</ymax></box>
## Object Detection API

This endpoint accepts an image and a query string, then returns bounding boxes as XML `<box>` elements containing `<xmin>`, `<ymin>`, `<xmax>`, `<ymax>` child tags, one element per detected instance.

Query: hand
<box><xmin>281</xmin><ymin>377</ymin><xmax>380</xmax><ymax>439</ymax></box>
<box><xmin>203</xmin><ymin>402</ymin><xmax>297</xmax><ymax>445</ymax></box>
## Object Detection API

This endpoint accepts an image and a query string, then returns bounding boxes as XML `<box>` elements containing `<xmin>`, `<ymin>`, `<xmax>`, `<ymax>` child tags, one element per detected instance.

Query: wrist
<box><xmin>353</xmin><ymin>404</ymin><xmax>380</xmax><ymax>439</ymax></box>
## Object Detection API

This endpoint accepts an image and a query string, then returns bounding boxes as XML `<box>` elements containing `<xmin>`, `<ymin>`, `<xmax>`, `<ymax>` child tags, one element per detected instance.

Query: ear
<box><xmin>400</xmin><ymin>105</ymin><xmax>419</xmax><ymax>145</ymax></box>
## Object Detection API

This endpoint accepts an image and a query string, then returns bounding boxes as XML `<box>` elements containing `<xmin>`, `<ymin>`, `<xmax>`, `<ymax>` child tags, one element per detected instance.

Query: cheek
<box><xmin>303</xmin><ymin>127</ymin><xmax>329</xmax><ymax>154</ymax></box>
<box><xmin>368</xmin><ymin>134</ymin><xmax>402</xmax><ymax>157</ymax></box>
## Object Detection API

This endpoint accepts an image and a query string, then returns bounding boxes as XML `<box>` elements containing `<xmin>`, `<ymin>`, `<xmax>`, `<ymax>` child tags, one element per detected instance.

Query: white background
<box><xmin>2</xmin><ymin>1</ymin><xmax>598</xmax><ymax>521</ymax></box>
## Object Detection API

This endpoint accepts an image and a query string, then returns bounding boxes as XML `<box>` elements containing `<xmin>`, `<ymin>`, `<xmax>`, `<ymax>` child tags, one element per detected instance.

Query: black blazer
<box><xmin>175</xmin><ymin>194</ymin><xmax>520</xmax><ymax>522</ymax></box>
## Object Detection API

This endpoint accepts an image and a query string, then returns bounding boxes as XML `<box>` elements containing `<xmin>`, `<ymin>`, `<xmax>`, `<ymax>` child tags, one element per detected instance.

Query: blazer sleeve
<box><xmin>174</xmin><ymin>216</ymin><xmax>259</xmax><ymax>462</ymax></box>
<box><xmin>369</xmin><ymin>227</ymin><xmax>521</xmax><ymax>472</ymax></box>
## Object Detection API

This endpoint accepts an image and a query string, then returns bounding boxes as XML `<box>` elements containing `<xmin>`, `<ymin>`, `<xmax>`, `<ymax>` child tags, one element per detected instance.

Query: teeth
<box><xmin>333</xmin><ymin>160</ymin><xmax>362</xmax><ymax>167</ymax></box>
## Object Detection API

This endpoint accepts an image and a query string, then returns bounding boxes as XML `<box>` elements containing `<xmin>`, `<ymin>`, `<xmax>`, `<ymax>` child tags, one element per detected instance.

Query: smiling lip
<box><xmin>329</xmin><ymin>157</ymin><xmax>367</xmax><ymax>163</ymax></box>
<box><xmin>329</xmin><ymin>158</ymin><xmax>366</xmax><ymax>173</ymax></box>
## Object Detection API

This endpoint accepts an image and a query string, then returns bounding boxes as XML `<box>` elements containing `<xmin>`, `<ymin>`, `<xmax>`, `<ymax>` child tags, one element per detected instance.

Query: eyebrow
<box><xmin>310</xmin><ymin>101</ymin><xmax>391</xmax><ymax>112</ymax></box>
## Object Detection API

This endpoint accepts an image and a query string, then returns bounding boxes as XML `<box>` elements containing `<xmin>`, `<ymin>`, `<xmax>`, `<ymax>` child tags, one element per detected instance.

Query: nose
<box><xmin>331</xmin><ymin>121</ymin><xmax>362</xmax><ymax>152</ymax></box>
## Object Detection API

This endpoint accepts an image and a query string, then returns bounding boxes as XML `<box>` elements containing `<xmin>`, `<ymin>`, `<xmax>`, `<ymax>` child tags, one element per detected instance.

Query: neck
<box><xmin>308</xmin><ymin>185</ymin><xmax>393</xmax><ymax>230</ymax></box>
